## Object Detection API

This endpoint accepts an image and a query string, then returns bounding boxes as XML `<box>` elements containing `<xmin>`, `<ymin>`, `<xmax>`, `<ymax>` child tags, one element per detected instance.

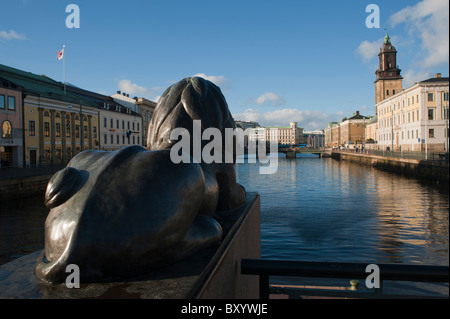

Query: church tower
<box><xmin>374</xmin><ymin>34</ymin><xmax>403</xmax><ymax>109</ymax></box>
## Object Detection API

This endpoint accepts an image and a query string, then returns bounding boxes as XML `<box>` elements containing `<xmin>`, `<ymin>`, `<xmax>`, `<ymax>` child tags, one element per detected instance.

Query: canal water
<box><xmin>0</xmin><ymin>155</ymin><xmax>448</xmax><ymax>295</ymax></box>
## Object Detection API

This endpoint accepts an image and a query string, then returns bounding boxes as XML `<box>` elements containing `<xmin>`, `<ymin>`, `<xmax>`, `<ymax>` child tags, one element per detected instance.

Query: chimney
<box><xmin>356</xmin><ymin>111</ymin><xmax>360</xmax><ymax>116</ymax></box>
<box><xmin>123</xmin><ymin>92</ymin><xmax>126</xmax><ymax>96</ymax></box>
<box><xmin>435</xmin><ymin>73</ymin><xmax>442</xmax><ymax>78</ymax></box>
<box><xmin>117</xmin><ymin>91</ymin><xmax>121</xmax><ymax>95</ymax></box>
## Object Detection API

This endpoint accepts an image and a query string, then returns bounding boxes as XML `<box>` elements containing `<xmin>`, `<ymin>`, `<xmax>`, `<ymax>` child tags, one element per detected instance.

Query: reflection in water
<box><xmin>0</xmin><ymin>196</ymin><xmax>48</xmax><ymax>265</ymax></box>
<box><xmin>236</xmin><ymin>155</ymin><xmax>449</xmax><ymax>266</ymax></box>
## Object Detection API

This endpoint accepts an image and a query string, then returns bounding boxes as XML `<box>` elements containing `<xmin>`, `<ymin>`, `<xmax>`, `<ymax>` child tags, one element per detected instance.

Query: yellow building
<box><xmin>1</xmin><ymin>64</ymin><xmax>100</xmax><ymax>167</ymax></box>
<box><xmin>24</xmin><ymin>95</ymin><xmax>98</xmax><ymax>166</ymax></box>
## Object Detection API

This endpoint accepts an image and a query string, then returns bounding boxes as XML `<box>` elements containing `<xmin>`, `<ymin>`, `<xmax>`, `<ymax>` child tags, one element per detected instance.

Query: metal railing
<box><xmin>241</xmin><ymin>259</ymin><xmax>449</xmax><ymax>299</ymax></box>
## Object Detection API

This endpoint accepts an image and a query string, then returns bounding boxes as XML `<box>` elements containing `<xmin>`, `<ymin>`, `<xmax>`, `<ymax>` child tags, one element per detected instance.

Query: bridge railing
<box><xmin>241</xmin><ymin>259</ymin><xmax>449</xmax><ymax>299</ymax></box>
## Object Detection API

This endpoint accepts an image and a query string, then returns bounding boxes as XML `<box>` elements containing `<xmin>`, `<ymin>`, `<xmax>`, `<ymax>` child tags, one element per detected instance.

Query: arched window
<box><xmin>2</xmin><ymin>121</ymin><xmax>12</xmax><ymax>138</ymax></box>
<box><xmin>44</xmin><ymin>111</ymin><xmax>50</xmax><ymax>117</ymax></box>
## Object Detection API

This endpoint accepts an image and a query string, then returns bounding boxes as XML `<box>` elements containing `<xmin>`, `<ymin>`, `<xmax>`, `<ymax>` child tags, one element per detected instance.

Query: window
<box><xmin>393</xmin><ymin>90</ymin><xmax>396</xmax><ymax>95</ymax></box>
<box><xmin>104</xmin><ymin>118</ymin><xmax>107</xmax><ymax>128</ymax></box>
<box><xmin>75</xmin><ymin>125</ymin><xmax>80</xmax><ymax>138</ymax></box>
<box><xmin>66</xmin><ymin>123</ymin><xmax>71</xmax><ymax>137</ymax></box>
<box><xmin>56</xmin><ymin>123</ymin><xmax>61</xmax><ymax>137</ymax></box>
<box><xmin>117</xmin><ymin>119</ymin><xmax>119</xmax><ymax>129</ymax></box>
<box><xmin>429</xmin><ymin>129</ymin><xmax>435</xmax><ymax>138</ymax></box>
<box><xmin>84</xmin><ymin>126</ymin><xmax>88</xmax><ymax>138</ymax></box>
<box><xmin>2</xmin><ymin>121</ymin><xmax>12</xmax><ymax>138</ymax></box>
<box><xmin>428</xmin><ymin>93</ymin><xmax>434</xmax><ymax>102</ymax></box>
<box><xmin>104</xmin><ymin>134</ymin><xmax>107</xmax><ymax>144</ymax></box>
<box><xmin>417</xmin><ymin>110</ymin><xmax>419</xmax><ymax>122</ymax></box>
<box><xmin>8</xmin><ymin>96</ymin><xmax>16</xmax><ymax>110</ymax></box>
<box><xmin>29</xmin><ymin>121</ymin><xmax>36</xmax><ymax>136</ymax></box>
<box><xmin>0</xmin><ymin>95</ymin><xmax>5</xmax><ymax>109</ymax></box>
<box><xmin>116</xmin><ymin>135</ymin><xmax>119</xmax><ymax>144</ymax></box>
<box><xmin>444</xmin><ymin>92</ymin><xmax>449</xmax><ymax>102</ymax></box>
<box><xmin>122</xmin><ymin>120</ymin><xmax>125</xmax><ymax>130</ymax></box>
<box><xmin>110</xmin><ymin>119</ymin><xmax>113</xmax><ymax>128</ymax></box>
<box><xmin>386</xmin><ymin>90</ymin><xmax>390</xmax><ymax>96</ymax></box>
<box><xmin>122</xmin><ymin>135</ymin><xmax>125</xmax><ymax>144</ymax></box>
<box><xmin>93</xmin><ymin>127</ymin><xmax>97</xmax><ymax>139</ymax></box>
<box><xmin>110</xmin><ymin>135</ymin><xmax>114</xmax><ymax>144</ymax></box>
<box><xmin>428</xmin><ymin>108</ymin><xmax>434</xmax><ymax>121</ymax></box>
<box><xmin>44</xmin><ymin>122</ymin><xmax>50</xmax><ymax>137</ymax></box>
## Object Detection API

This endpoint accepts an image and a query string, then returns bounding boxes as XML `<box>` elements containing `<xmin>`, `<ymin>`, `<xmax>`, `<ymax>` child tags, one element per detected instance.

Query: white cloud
<box><xmin>193</xmin><ymin>73</ymin><xmax>231</xmax><ymax>90</ymax></box>
<box><xmin>233</xmin><ymin>108</ymin><xmax>342</xmax><ymax>131</ymax></box>
<box><xmin>0</xmin><ymin>30</ymin><xmax>27</xmax><ymax>41</ymax></box>
<box><xmin>356</xmin><ymin>39</ymin><xmax>382</xmax><ymax>62</ymax></box>
<box><xmin>389</xmin><ymin>0</ymin><xmax>449</xmax><ymax>68</ymax></box>
<box><xmin>117</xmin><ymin>79</ymin><xmax>163</xmax><ymax>101</ymax></box>
<box><xmin>255</xmin><ymin>92</ymin><xmax>286</xmax><ymax>107</ymax></box>
<box><xmin>402</xmin><ymin>69</ymin><xmax>432</xmax><ymax>88</ymax></box>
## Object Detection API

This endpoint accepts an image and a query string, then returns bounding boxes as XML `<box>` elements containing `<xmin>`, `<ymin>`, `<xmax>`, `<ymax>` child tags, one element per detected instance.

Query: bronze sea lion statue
<box><xmin>35</xmin><ymin>77</ymin><xmax>246</xmax><ymax>283</ymax></box>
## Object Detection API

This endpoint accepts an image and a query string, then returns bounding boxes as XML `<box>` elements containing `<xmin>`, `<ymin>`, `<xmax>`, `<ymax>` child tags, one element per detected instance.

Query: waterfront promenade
<box><xmin>331</xmin><ymin>149</ymin><xmax>449</xmax><ymax>183</ymax></box>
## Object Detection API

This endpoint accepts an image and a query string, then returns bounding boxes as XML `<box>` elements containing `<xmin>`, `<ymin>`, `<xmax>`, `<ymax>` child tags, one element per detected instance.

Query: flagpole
<box><xmin>63</xmin><ymin>45</ymin><xmax>66</xmax><ymax>95</ymax></box>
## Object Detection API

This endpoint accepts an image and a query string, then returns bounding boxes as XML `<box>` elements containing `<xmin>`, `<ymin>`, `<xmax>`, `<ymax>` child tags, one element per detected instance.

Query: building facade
<box><xmin>376</xmin><ymin>74</ymin><xmax>449</xmax><ymax>152</ymax></box>
<box><xmin>265</xmin><ymin>122</ymin><xmax>305</xmax><ymax>146</ymax></box>
<box><xmin>1</xmin><ymin>64</ymin><xmax>100</xmax><ymax>167</ymax></box>
<box><xmin>111</xmin><ymin>92</ymin><xmax>156</xmax><ymax>147</ymax></box>
<box><xmin>339</xmin><ymin>112</ymin><xmax>372</xmax><ymax>147</ymax></box>
<box><xmin>325</xmin><ymin>122</ymin><xmax>340</xmax><ymax>148</ymax></box>
<box><xmin>24</xmin><ymin>95</ymin><xmax>99</xmax><ymax>166</ymax></box>
<box><xmin>99</xmin><ymin>105</ymin><xmax>142</xmax><ymax>151</ymax></box>
<box><xmin>0</xmin><ymin>79</ymin><xmax>24</xmax><ymax>167</ymax></box>
<box><xmin>304</xmin><ymin>130</ymin><xmax>325</xmax><ymax>148</ymax></box>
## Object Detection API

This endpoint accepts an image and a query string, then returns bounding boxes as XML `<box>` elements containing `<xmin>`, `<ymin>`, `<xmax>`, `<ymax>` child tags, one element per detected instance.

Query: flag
<box><xmin>57</xmin><ymin>48</ymin><xmax>64</xmax><ymax>60</ymax></box>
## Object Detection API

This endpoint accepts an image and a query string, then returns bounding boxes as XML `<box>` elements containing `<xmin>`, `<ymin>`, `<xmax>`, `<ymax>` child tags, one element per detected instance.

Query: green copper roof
<box><xmin>384</xmin><ymin>33</ymin><xmax>391</xmax><ymax>44</ymax></box>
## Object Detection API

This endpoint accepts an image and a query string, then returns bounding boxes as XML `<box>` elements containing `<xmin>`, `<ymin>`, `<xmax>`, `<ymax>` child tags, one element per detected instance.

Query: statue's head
<box><xmin>147</xmin><ymin>77</ymin><xmax>236</xmax><ymax>156</ymax></box>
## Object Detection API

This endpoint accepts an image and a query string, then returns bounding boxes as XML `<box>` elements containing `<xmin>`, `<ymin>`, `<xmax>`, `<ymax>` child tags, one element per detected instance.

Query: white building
<box><xmin>99</xmin><ymin>102</ymin><xmax>142</xmax><ymax>151</ymax></box>
<box><xmin>112</xmin><ymin>92</ymin><xmax>156</xmax><ymax>146</ymax></box>
<box><xmin>376</xmin><ymin>74</ymin><xmax>449</xmax><ymax>152</ymax></box>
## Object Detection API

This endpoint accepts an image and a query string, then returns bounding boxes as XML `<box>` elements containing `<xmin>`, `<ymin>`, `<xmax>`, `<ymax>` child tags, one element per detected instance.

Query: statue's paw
<box><xmin>183</xmin><ymin>215</ymin><xmax>223</xmax><ymax>253</ymax></box>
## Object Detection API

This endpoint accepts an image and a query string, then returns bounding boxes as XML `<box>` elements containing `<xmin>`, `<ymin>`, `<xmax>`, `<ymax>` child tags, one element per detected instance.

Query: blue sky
<box><xmin>1</xmin><ymin>0</ymin><xmax>448</xmax><ymax>130</ymax></box>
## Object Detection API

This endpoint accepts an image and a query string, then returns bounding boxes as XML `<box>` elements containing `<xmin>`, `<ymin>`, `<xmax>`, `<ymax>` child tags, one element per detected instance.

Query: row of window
<box><xmin>103</xmin><ymin>134</ymin><xmax>140</xmax><ymax>146</ymax></box>
<box><xmin>379</xmin><ymin>129</ymin><xmax>438</xmax><ymax>142</ymax></box>
<box><xmin>28</xmin><ymin>120</ymin><xmax>98</xmax><ymax>139</ymax></box>
<box><xmin>379</xmin><ymin>107</ymin><xmax>449</xmax><ymax>129</ymax></box>
<box><xmin>103</xmin><ymin>117</ymin><xmax>140</xmax><ymax>131</ymax></box>
<box><xmin>380</xmin><ymin>92</ymin><xmax>449</xmax><ymax>118</ymax></box>
<box><xmin>0</xmin><ymin>95</ymin><xmax>16</xmax><ymax>111</ymax></box>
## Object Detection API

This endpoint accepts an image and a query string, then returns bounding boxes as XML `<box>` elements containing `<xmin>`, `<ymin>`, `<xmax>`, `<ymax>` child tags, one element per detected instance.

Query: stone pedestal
<box><xmin>0</xmin><ymin>193</ymin><xmax>260</xmax><ymax>299</ymax></box>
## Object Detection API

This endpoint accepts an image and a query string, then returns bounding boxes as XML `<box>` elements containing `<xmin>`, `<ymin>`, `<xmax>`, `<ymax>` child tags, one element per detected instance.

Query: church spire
<box><xmin>384</xmin><ymin>33</ymin><xmax>391</xmax><ymax>44</ymax></box>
